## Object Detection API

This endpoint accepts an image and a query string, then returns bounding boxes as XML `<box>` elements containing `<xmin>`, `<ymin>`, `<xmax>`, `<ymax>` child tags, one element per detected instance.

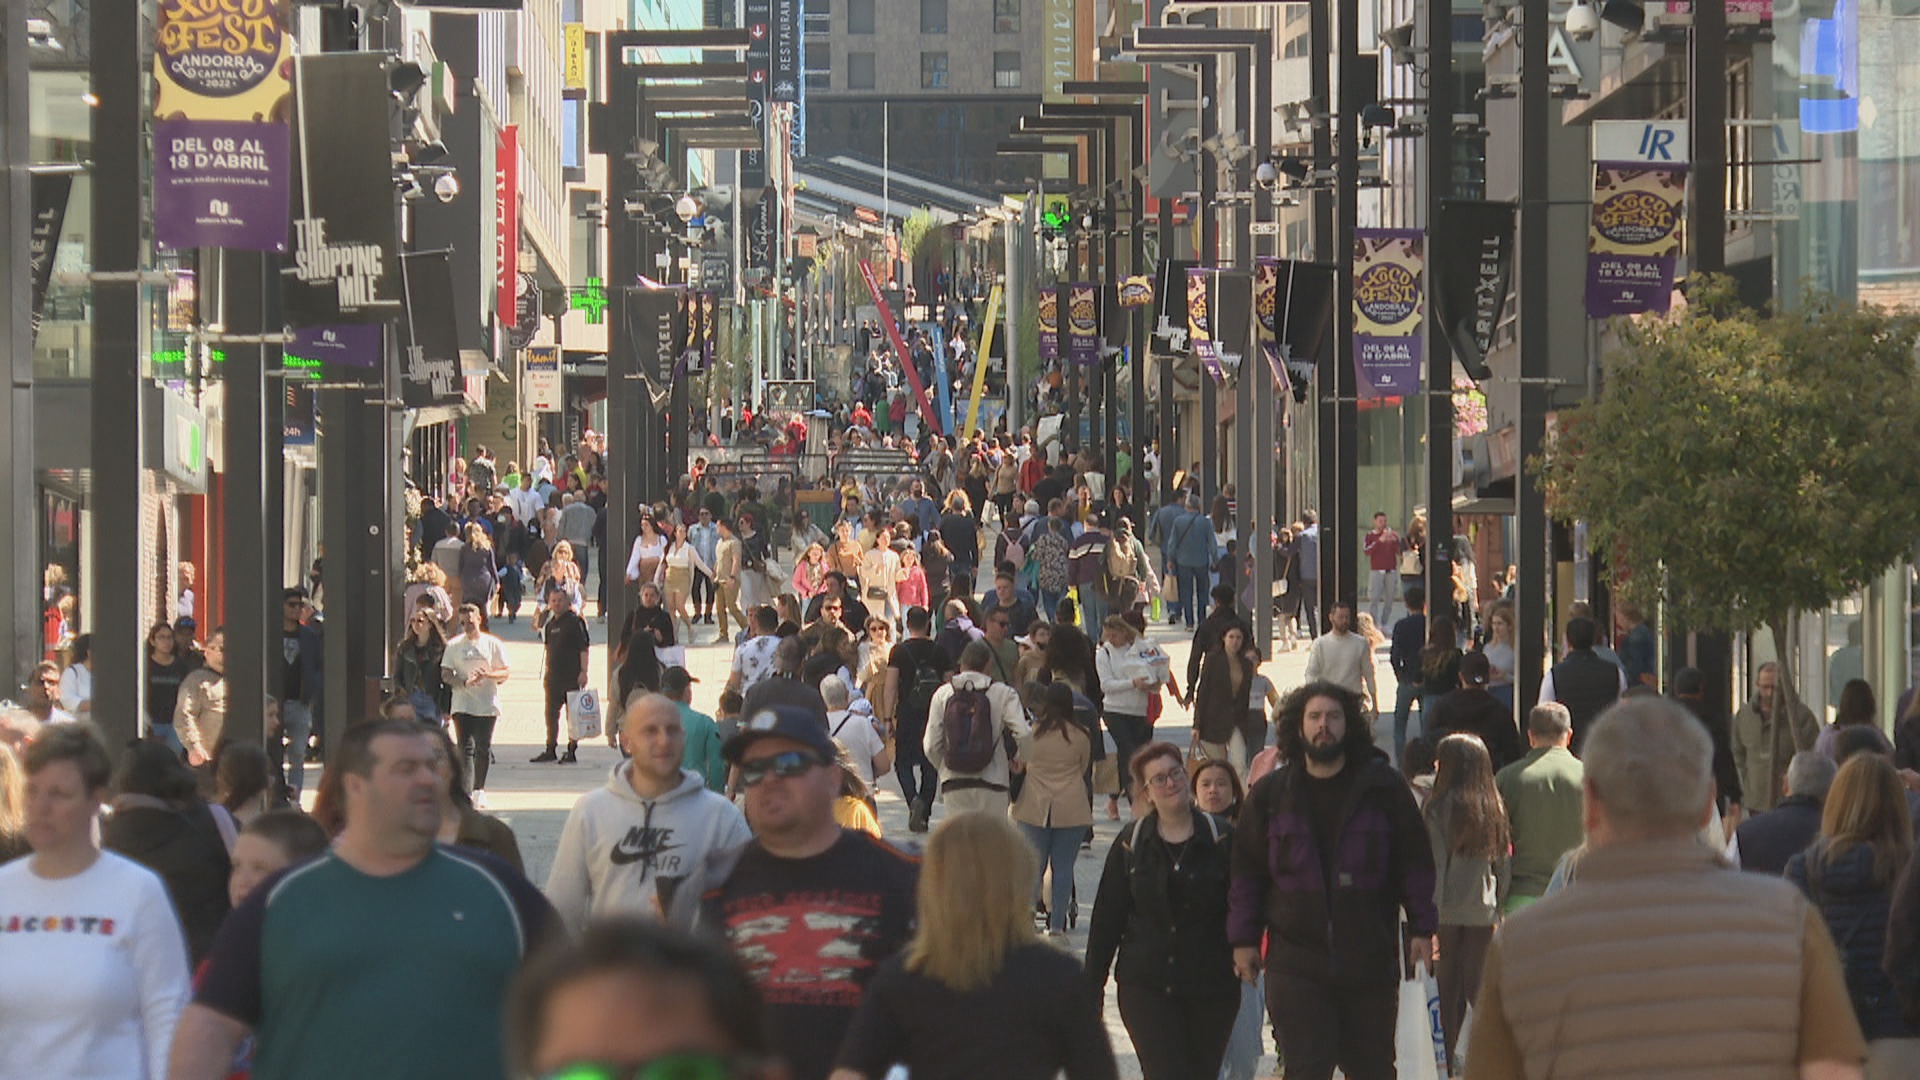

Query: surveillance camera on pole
<box><xmin>1566</xmin><ymin>0</ymin><xmax>1602</xmax><ymax>38</ymax></box>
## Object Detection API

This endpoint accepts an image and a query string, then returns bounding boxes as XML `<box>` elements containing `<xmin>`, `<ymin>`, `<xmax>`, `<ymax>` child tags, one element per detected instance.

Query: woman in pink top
<box><xmin>897</xmin><ymin>545</ymin><xmax>930</xmax><ymax>612</ymax></box>
<box><xmin>792</xmin><ymin>542</ymin><xmax>830</xmax><ymax>599</ymax></box>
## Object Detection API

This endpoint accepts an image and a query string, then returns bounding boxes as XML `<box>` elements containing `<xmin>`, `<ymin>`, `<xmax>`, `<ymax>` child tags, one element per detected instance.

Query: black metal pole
<box><xmin>0</xmin><ymin>23</ymin><xmax>32</xmax><ymax>691</ymax></box>
<box><xmin>1692</xmin><ymin>0</ymin><xmax>1727</xmax><ymax>278</ymax></box>
<box><xmin>1199</xmin><ymin>57</ymin><xmax>1219</xmax><ymax>505</ymax></box>
<box><xmin>1311</xmin><ymin>0</ymin><xmax>1338</xmax><ymax>628</ymax></box>
<box><xmin>1103</xmin><ymin>120</ymin><xmax>1120</xmax><ymax>489</ymax></box>
<box><xmin>91</xmin><ymin>0</ymin><xmax>144</xmax><ymax>743</ymax></box>
<box><xmin>1251</xmin><ymin>32</ymin><xmax>1274</xmax><ymax>650</ymax></box>
<box><xmin>605</xmin><ymin>37</ymin><xmax>641</xmax><ymax>649</ymax></box>
<box><xmin>1334</xmin><ymin>0</ymin><xmax>1360</xmax><ymax>617</ymax></box>
<box><xmin>1130</xmin><ymin>111</ymin><xmax>1147</xmax><ymax>532</ymax></box>
<box><xmin>1426</xmin><ymin>0</ymin><xmax>1455</xmax><ymax>625</ymax></box>
<box><xmin>1516</xmin><ymin>0</ymin><xmax>1551</xmax><ymax>710</ymax></box>
<box><xmin>1158</xmin><ymin>197</ymin><xmax>1177</xmax><ymax>516</ymax></box>
<box><xmin>220</xmin><ymin>251</ymin><xmax>271</xmax><ymax>749</ymax></box>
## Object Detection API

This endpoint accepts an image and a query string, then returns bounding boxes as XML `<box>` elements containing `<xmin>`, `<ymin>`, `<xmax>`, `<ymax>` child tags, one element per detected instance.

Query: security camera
<box><xmin>1565</xmin><ymin>0</ymin><xmax>1601</xmax><ymax>38</ymax></box>
<box><xmin>432</xmin><ymin>172</ymin><xmax>460</xmax><ymax>203</ymax></box>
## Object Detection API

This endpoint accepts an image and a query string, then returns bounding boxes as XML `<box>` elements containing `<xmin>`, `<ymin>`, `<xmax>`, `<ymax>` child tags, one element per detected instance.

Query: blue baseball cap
<box><xmin>722</xmin><ymin>702</ymin><xmax>836</xmax><ymax>765</ymax></box>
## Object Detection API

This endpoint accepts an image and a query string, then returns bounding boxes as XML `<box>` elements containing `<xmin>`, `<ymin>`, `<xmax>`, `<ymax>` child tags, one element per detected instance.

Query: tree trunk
<box><xmin>1769</xmin><ymin>617</ymin><xmax>1809</xmax><ymax>733</ymax></box>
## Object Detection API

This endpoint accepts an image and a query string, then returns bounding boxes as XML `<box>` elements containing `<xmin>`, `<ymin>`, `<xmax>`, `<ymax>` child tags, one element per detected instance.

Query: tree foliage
<box><xmin>1539</xmin><ymin>277</ymin><xmax>1920</xmax><ymax>637</ymax></box>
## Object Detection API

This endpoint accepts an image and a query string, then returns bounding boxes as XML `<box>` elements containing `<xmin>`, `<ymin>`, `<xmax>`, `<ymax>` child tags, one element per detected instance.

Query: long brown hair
<box><xmin>1028</xmin><ymin>682</ymin><xmax>1079</xmax><ymax>742</ymax></box>
<box><xmin>1426</xmin><ymin>733</ymin><xmax>1510</xmax><ymax>859</ymax></box>
<box><xmin>1819</xmin><ymin>754</ymin><xmax>1913</xmax><ymax>886</ymax></box>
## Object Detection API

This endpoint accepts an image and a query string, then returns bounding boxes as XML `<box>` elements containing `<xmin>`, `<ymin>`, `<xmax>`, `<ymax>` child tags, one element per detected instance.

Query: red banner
<box><xmin>858</xmin><ymin>259</ymin><xmax>937</xmax><ymax>430</ymax></box>
<box><xmin>496</xmin><ymin>125</ymin><xmax>519</xmax><ymax>327</ymax></box>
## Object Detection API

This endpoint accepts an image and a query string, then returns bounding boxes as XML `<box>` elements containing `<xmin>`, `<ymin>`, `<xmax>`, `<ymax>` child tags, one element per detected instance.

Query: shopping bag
<box><xmin>1161</xmin><ymin>573</ymin><xmax>1179</xmax><ymax>604</ymax></box>
<box><xmin>1455</xmin><ymin>1003</ymin><xmax>1474</xmax><ymax>1076</ymax></box>
<box><xmin>1394</xmin><ymin>967</ymin><xmax>1441</xmax><ymax>1080</ymax></box>
<box><xmin>1092</xmin><ymin>756</ymin><xmax>1121</xmax><ymax>797</ymax></box>
<box><xmin>566</xmin><ymin>688</ymin><xmax>603</xmax><ymax>742</ymax></box>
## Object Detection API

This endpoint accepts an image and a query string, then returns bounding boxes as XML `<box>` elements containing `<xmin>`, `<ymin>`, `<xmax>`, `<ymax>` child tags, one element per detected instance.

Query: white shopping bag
<box><xmin>566</xmin><ymin>688</ymin><xmax>603</xmax><ymax>741</ymax></box>
<box><xmin>1395</xmin><ymin>967</ymin><xmax>1441</xmax><ymax>1080</ymax></box>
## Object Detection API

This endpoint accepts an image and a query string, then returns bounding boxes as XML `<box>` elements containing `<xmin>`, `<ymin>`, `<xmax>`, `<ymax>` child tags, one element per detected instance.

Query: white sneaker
<box><xmin>471</xmin><ymin>789</ymin><xmax>489</xmax><ymax>810</ymax></box>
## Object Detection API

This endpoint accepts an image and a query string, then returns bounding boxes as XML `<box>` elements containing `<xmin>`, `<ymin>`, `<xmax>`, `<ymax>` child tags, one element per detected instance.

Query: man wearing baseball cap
<box><xmin>698</xmin><ymin>703</ymin><xmax>920</xmax><ymax>1080</ymax></box>
<box><xmin>661</xmin><ymin>667</ymin><xmax>724</xmax><ymax>792</ymax></box>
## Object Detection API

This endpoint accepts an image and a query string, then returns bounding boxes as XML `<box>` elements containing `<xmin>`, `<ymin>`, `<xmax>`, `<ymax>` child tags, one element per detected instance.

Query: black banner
<box><xmin>400</xmin><ymin>250</ymin><xmax>464</xmax><ymax>408</ymax></box>
<box><xmin>1152</xmin><ymin>258</ymin><xmax>1196</xmax><ymax>354</ymax></box>
<box><xmin>1434</xmin><ymin>200</ymin><xmax>1516</xmax><ymax>382</ymax></box>
<box><xmin>771</xmin><ymin>0</ymin><xmax>801</xmax><ymax>103</ymax></box>
<box><xmin>743</xmin><ymin>0</ymin><xmax>771</xmax><ymax>189</ymax></box>
<box><xmin>1213</xmin><ymin>271</ymin><xmax>1254</xmax><ymax>379</ymax></box>
<box><xmin>624</xmin><ymin>286</ymin><xmax>682</xmax><ymax>389</ymax></box>
<box><xmin>285</xmin><ymin>52</ymin><xmax>401</xmax><ymax>327</ymax></box>
<box><xmin>745</xmin><ymin>186</ymin><xmax>775</xmax><ymax>280</ymax></box>
<box><xmin>1279</xmin><ymin>262</ymin><xmax>1336</xmax><ymax>404</ymax></box>
<box><xmin>28</xmin><ymin>172</ymin><xmax>72</xmax><ymax>341</ymax></box>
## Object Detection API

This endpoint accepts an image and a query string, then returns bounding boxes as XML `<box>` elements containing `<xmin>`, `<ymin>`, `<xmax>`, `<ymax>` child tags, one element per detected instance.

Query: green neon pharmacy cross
<box><xmin>572</xmin><ymin>278</ymin><xmax>608</xmax><ymax>324</ymax></box>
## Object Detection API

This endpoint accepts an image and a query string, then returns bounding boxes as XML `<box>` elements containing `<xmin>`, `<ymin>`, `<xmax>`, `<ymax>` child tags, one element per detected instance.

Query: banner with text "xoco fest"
<box><xmin>1351</xmin><ymin>228</ymin><xmax>1424</xmax><ymax>398</ymax></box>
<box><xmin>152</xmin><ymin>0</ymin><xmax>292</xmax><ymax>252</ymax></box>
<box><xmin>1586</xmin><ymin>163</ymin><xmax>1687</xmax><ymax>317</ymax></box>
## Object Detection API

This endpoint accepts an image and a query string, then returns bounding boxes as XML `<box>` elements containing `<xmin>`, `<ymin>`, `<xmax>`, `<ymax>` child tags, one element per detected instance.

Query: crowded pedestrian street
<box><xmin>12</xmin><ymin>0</ymin><xmax>1920</xmax><ymax>1076</ymax></box>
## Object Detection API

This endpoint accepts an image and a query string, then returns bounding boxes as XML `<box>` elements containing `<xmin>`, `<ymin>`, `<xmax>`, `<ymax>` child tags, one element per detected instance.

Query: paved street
<box><xmin>462</xmin><ymin>567</ymin><xmax>1395</xmax><ymax>1079</ymax></box>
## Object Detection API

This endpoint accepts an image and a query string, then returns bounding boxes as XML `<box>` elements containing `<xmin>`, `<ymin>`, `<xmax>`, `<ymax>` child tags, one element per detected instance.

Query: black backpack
<box><xmin>940</xmin><ymin>685</ymin><xmax>999</xmax><ymax>774</ymax></box>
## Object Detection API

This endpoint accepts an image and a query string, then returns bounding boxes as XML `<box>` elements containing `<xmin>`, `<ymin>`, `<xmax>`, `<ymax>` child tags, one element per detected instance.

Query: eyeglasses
<box><xmin>540</xmin><ymin>1056</ymin><xmax>743</xmax><ymax>1080</ymax></box>
<box><xmin>737</xmin><ymin>750</ymin><xmax>824</xmax><ymax>788</ymax></box>
<box><xmin>1143</xmin><ymin>766</ymin><xmax>1187</xmax><ymax>790</ymax></box>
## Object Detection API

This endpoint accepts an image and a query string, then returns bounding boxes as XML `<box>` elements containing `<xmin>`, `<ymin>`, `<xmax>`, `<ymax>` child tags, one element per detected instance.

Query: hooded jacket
<box><xmin>1228</xmin><ymin>750</ymin><xmax>1437</xmax><ymax>985</ymax></box>
<box><xmin>545</xmin><ymin>764</ymin><xmax>752</xmax><ymax>934</ymax></box>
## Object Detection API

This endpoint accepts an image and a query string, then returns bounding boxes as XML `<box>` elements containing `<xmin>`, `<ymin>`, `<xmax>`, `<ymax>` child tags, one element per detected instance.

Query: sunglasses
<box><xmin>541</xmin><ymin>1056</ymin><xmax>743</xmax><ymax>1080</ymax></box>
<box><xmin>737</xmin><ymin>750</ymin><xmax>824</xmax><ymax>788</ymax></box>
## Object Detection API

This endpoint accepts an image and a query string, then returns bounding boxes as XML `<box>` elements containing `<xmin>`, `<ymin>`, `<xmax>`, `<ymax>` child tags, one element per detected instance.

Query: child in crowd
<box><xmin>211</xmin><ymin>809</ymin><xmax>331</xmax><ymax>1080</ymax></box>
<box><xmin>497</xmin><ymin>553</ymin><xmax>525</xmax><ymax>624</ymax></box>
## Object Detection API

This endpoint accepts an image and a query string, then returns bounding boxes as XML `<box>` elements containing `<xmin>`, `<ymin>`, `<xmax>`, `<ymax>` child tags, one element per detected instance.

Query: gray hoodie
<box><xmin>545</xmin><ymin>763</ymin><xmax>752</xmax><ymax>934</ymax></box>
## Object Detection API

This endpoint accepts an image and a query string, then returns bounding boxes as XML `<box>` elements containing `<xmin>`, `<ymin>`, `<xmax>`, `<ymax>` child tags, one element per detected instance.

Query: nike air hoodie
<box><xmin>546</xmin><ymin>764</ymin><xmax>753</xmax><ymax>934</ymax></box>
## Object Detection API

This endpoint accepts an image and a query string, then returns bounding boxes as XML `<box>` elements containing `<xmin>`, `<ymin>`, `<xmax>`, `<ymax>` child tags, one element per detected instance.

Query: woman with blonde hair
<box><xmin>0</xmin><ymin>743</ymin><xmax>25</xmax><ymax>863</ymax></box>
<box><xmin>1787</xmin><ymin>753</ymin><xmax>1918</xmax><ymax>1065</ymax></box>
<box><xmin>792</xmin><ymin>541</ymin><xmax>830</xmax><ymax>600</ymax></box>
<box><xmin>535</xmin><ymin>540</ymin><xmax>584</xmax><ymax>632</ymax></box>
<box><xmin>456</xmin><ymin>522</ymin><xmax>497</xmax><ymax>615</ymax></box>
<box><xmin>660</xmin><ymin>520</ymin><xmax>713</xmax><ymax>639</ymax></box>
<box><xmin>830</xmin><ymin>813</ymin><xmax>1117</xmax><ymax>1080</ymax></box>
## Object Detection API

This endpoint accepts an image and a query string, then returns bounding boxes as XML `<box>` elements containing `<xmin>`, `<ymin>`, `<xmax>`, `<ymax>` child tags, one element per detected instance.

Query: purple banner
<box><xmin>1067</xmin><ymin>282</ymin><xmax>1100</xmax><ymax>366</ymax></box>
<box><xmin>287</xmin><ymin>325</ymin><xmax>382</xmax><ymax>370</ymax></box>
<box><xmin>153</xmin><ymin>119</ymin><xmax>289</xmax><ymax>252</ymax></box>
<box><xmin>1187</xmin><ymin>268</ymin><xmax>1222</xmax><ymax>382</ymax></box>
<box><xmin>1037</xmin><ymin>286</ymin><xmax>1059</xmax><ymax>361</ymax></box>
<box><xmin>1586</xmin><ymin>163</ymin><xmax>1686</xmax><ymax>317</ymax></box>
<box><xmin>1255</xmin><ymin>256</ymin><xmax>1285</xmax><ymax>386</ymax></box>
<box><xmin>1351</xmin><ymin>228</ymin><xmax>1425</xmax><ymax>398</ymax></box>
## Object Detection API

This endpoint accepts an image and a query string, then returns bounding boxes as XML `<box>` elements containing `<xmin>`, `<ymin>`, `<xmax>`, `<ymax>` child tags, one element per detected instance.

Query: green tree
<box><xmin>1539</xmin><ymin>278</ymin><xmax>1920</xmax><ymax>706</ymax></box>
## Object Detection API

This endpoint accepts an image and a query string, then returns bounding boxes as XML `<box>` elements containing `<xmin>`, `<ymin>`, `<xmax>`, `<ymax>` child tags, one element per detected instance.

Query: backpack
<box><xmin>901</xmin><ymin>649</ymin><xmax>947</xmax><ymax>726</ymax></box>
<box><xmin>1117</xmin><ymin>813</ymin><xmax>1227</xmax><ymax>874</ymax></box>
<box><xmin>1031</xmin><ymin>527</ymin><xmax>1070</xmax><ymax>594</ymax></box>
<box><xmin>940</xmin><ymin>684</ymin><xmax>999</xmax><ymax>773</ymax></box>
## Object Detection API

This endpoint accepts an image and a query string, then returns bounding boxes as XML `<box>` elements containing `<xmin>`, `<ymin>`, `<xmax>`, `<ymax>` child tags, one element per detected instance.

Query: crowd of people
<box><xmin>9</xmin><ymin>421</ymin><xmax>1920</xmax><ymax>1080</ymax></box>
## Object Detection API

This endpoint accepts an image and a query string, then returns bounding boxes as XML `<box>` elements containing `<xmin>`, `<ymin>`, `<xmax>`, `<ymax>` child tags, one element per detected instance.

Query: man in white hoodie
<box><xmin>545</xmin><ymin>694</ymin><xmax>751</xmax><ymax>933</ymax></box>
<box><xmin>924</xmin><ymin>640</ymin><xmax>1030</xmax><ymax>819</ymax></box>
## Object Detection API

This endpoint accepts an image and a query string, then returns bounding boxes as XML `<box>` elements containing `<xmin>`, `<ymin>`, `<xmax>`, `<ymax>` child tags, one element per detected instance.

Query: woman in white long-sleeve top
<box><xmin>0</xmin><ymin>722</ymin><xmax>190</xmax><ymax>1080</ymax></box>
<box><xmin>1096</xmin><ymin>616</ymin><xmax>1166</xmax><ymax>813</ymax></box>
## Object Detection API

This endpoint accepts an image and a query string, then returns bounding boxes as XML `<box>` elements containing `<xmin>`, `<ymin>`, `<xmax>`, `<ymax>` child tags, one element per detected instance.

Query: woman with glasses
<box><xmin>1086</xmin><ymin>741</ymin><xmax>1239</xmax><ymax>1080</ymax></box>
<box><xmin>830</xmin><ymin>812</ymin><xmax>1117</xmax><ymax>1080</ymax></box>
<box><xmin>857</xmin><ymin>619</ymin><xmax>894</xmax><ymax>705</ymax></box>
<box><xmin>145</xmin><ymin>623</ymin><xmax>193</xmax><ymax>753</ymax></box>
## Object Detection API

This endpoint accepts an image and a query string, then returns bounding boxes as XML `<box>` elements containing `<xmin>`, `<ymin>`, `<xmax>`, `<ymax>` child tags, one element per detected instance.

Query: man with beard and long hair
<box><xmin>1226</xmin><ymin>680</ymin><xmax>1436</xmax><ymax>1080</ymax></box>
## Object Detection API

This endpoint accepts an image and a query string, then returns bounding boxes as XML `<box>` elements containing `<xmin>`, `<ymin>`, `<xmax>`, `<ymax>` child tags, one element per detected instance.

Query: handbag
<box><xmin>1393</xmin><ymin>963</ymin><xmax>1442</xmax><ymax>1080</ymax></box>
<box><xmin>1161</xmin><ymin>573</ymin><xmax>1179</xmax><ymax>603</ymax></box>
<box><xmin>1398</xmin><ymin>548</ymin><xmax>1422</xmax><ymax>577</ymax></box>
<box><xmin>566</xmin><ymin>688</ymin><xmax>603</xmax><ymax>741</ymax></box>
<box><xmin>1091</xmin><ymin>756</ymin><xmax>1122</xmax><ymax>797</ymax></box>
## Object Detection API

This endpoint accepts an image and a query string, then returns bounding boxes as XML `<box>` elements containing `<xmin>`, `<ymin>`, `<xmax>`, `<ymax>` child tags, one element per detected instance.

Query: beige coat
<box><xmin>1732</xmin><ymin>694</ymin><xmax>1819</xmax><ymax>812</ymax></box>
<box><xmin>1012</xmin><ymin>723</ymin><xmax>1094</xmax><ymax>830</ymax></box>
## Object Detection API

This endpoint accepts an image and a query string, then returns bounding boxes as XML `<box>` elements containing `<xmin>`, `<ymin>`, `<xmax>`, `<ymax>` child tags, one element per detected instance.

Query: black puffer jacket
<box><xmin>102</xmin><ymin>795</ymin><xmax>233</xmax><ymax>964</ymax></box>
<box><xmin>1787</xmin><ymin>839</ymin><xmax>1914</xmax><ymax>1040</ymax></box>
<box><xmin>1084</xmin><ymin>811</ymin><xmax>1238</xmax><ymax>998</ymax></box>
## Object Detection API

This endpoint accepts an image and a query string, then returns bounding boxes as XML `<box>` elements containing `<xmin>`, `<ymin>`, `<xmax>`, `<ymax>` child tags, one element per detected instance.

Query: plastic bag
<box><xmin>1395</xmin><ymin>967</ymin><xmax>1441</xmax><ymax>1080</ymax></box>
<box><xmin>566</xmin><ymin>688</ymin><xmax>603</xmax><ymax>741</ymax></box>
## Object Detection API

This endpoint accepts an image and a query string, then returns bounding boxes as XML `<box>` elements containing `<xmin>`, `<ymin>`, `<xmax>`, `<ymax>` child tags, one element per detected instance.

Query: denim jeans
<box><xmin>280</xmin><ymin>700</ymin><xmax>314</xmax><ymax>799</ymax></box>
<box><xmin>1392</xmin><ymin>681</ymin><xmax>1424</xmax><ymax>765</ymax></box>
<box><xmin>1106</xmin><ymin>712</ymin><xmax>1153</xmax><ymax>801</ymax></box>
<box><xmin>1016</xmin><ymin>821</ymin><xmax>1087</xmax><ymax>931</ymax></box>
<box><xmin>1177</xmin><ymin>564</ymin><xmax>1211</xmax><ymax>628</ymax></box>
<box><xmin>1039</xmin><ymin>589</ymin><xmax>1066</xmax><ymax>623</ymax></box>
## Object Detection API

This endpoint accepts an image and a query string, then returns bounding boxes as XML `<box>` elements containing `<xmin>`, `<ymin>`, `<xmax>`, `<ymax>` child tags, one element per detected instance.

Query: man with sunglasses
<box><xmin>699</xmin><ymin>704</ymin><xmax>919</xmax><ymax>1080</ymax></box>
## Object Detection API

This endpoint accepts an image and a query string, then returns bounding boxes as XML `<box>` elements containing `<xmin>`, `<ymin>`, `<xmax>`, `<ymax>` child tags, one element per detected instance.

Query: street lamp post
<box><xmin>1517</xmin><ymin>0</ymin><xmax>1551</xmax><ymax>710</ymax></box>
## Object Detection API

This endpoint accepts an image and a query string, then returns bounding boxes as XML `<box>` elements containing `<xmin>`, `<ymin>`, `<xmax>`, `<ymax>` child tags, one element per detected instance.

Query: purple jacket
<box><xmin>1228</xmin><ymin>752</ymin><xmax>1438</xmax><ymax>985</ymax></box>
